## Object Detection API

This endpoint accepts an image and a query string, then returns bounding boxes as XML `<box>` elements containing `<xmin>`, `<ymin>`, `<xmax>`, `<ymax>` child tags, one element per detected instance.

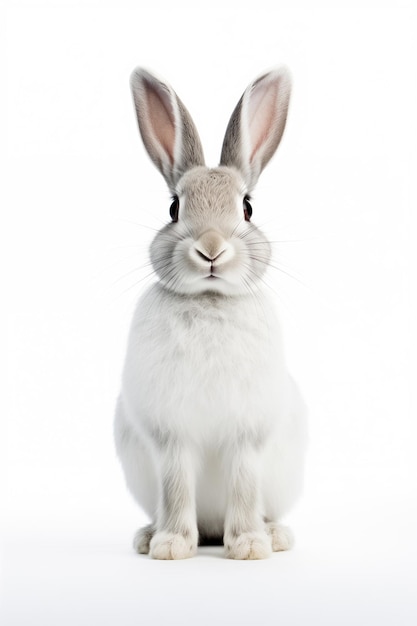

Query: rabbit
<box><xmin>114</xmin><ymin>66</ymin><xmax>308</xmax><ymax>560</ymax></box>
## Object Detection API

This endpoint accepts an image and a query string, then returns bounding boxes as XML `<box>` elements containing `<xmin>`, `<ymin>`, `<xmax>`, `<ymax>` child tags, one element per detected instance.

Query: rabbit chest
<box><xmin>122</xmin><ymin>284</ymin><xmax>289</xmax><ymax>444</ymax></box>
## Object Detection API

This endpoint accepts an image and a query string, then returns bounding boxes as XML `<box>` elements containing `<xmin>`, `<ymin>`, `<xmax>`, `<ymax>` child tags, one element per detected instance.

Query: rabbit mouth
<box><xmin>206</xmin><ymin>268</ymin><xmax>226</xmax><ymax>282</ymax></box>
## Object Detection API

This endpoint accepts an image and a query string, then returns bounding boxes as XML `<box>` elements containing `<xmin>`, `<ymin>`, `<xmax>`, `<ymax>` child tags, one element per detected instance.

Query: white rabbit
<box><xmin>114</xmin><ymin>67</ymin><xmax>307</xmax><ymax>560</ymax></box>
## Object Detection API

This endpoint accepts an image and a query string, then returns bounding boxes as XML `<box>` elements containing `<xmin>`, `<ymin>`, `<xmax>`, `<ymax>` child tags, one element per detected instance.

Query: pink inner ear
<box><xmin>145</xmin><ymin>83</ymin><xmax>176</xmax><ymax>166</ymax></box>
<box><xmin>248</xmin><ymin>81</ymin><xmax>278</xmax><ymax>163</ymax></box>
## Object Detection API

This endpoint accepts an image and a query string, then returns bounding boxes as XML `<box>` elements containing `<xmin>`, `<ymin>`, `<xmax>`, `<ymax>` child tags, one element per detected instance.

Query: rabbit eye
<box><xmin>243</xmin><ymin>196</ymin><xmax>253</xmax><ymax>221</ymax></box>
<box><xmin>169</xmin><ymin>195</ymin><xmax>179</xmax><ymax>222</ymax></box>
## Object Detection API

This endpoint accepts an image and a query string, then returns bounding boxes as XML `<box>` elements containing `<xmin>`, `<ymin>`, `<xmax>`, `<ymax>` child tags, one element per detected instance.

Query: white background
<box><xmin>3</xmin><ymin>0</ymin><xmax>416</xmax><ymax>624</ymax></box>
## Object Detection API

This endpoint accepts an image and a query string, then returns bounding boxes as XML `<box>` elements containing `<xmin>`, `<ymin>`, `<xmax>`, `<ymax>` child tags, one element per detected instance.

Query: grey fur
<box><xmin>176</xmin><ymin>99</ymin><xmax>205</xmax><ymax>175</ymax></box>
<box><xmin>220</xmin><ymin>96</ymin><xmax>245</xmax><ymax>175</ymax></box>
<box><xmin>220</xmin><ymin>70</ymin><xmax>291</xmax><ymax>190</ymax></box>
<box><xmin>130</xmin><ymin>68</ymin><xmax>204</xmax><ymax>191</ymax></box>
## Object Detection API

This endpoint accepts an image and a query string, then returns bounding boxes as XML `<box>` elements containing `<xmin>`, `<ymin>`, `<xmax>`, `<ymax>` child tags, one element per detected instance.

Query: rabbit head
<box><xmin>130</xmin><ymin>68</ymin><xmax>291</xmax><ymax>297</ymax></box>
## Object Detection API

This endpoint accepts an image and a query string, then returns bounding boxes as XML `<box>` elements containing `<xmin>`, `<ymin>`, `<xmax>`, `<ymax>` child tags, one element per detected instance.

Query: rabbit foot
<box><xmin>225</xmin><ymin>531</ymin><xmax>272</xmax><ymax>560</ymax></box>
<box><xmin>150</xmin><ymin>531</ymin><xmax>198</xmax><ymax>560</ymax></box>
<box><xmin>265</xmin><ymin>522</ymin><xmax>294</xmax><ymax>551</ymax></box>
<box><xmin>133</xmin><ymin>524</ymin><xmax>155</xmax><ymax>554</ymax></box>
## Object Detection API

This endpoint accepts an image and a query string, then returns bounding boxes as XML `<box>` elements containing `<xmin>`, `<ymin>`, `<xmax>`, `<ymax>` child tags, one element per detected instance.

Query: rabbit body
<box><xmin>115</xmin><ymin>68</ymin><xmax>307</xmax><ymax>559</ymax></box>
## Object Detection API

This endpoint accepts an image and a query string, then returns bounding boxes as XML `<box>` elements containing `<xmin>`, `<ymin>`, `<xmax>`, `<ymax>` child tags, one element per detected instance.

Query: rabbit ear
<box><xmin>130</xmin><ymin>68</ymin><xmax>205</xmax><ymax>191</ymax></box>
<box><xmin>220</xmin><ymin>68</ymin><xmax>291</xmax><ymax>191</ymax></box>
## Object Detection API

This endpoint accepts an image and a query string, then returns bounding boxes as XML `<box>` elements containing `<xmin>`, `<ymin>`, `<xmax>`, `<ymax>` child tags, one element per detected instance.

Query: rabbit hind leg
<box><xmin>133</xmin><ymin>523</ymin><xmax>155</xmax><ymax>554</ymax></box>
<box><xmin>264</xmin><ymin>520</ymin><xmax>294</xmax><ymax>552</ymax></box>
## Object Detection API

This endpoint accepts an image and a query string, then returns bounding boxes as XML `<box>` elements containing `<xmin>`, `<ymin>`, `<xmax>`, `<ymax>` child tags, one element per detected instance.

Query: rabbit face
<box><xmin>150</xmin><ymin>166</ymin><xmax>271</xmax><ymax>296</ymax></box>
<box><xmin>130</xmin><ymin>66</ymin><xmax>291</xmax><ymax>299</ymax></box>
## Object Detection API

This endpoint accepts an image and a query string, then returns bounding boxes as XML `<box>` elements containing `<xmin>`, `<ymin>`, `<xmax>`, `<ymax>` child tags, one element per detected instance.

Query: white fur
<box><xmin>115</xmin><ymin>67</ymin><xmax>307</xmax><ymax>559</ymax></box>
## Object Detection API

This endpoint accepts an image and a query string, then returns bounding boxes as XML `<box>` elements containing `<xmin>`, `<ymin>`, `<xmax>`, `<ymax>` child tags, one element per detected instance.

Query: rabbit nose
<box><xmin>193</xmin><ymin>231</ymin><xmax>229</xmax><ymax>263</ymax></box>
<box><xmin>195</xmin><ymin>249</ymin><xmax>219</xmax><ymax>263</ymax></box>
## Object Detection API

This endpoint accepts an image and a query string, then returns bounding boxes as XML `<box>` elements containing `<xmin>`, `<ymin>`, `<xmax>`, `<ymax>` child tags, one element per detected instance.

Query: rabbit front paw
<box><xmin>225</xmin><ymin>531</ymin><xmax>272</xmax><ymax>560</ymax></box>
<box><xmin>149</xmin><ymin>531</ymin><xmax>198</xmax><ymax>560</ymax></box>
